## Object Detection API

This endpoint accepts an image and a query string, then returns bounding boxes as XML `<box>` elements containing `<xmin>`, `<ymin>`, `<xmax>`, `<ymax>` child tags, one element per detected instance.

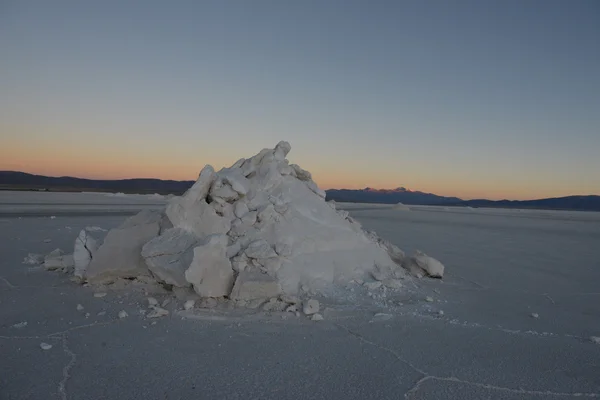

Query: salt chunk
<box><xmin>303</xmin><ymin>299</ymin><xmax>320</xmax><ymax>315</ymax></box>
<box><xmin>311</xmin><ymin>313</ymin><xmax>324</xmax><ymax>321</ymax></box>
<box><xmin>147</xmin><ymin>297</ymin><xmax>158</xmax><ymax>307</ymax></box>
<box><xmin>183</xmin><ymin>300</ymin><xmax>195</xmax><ymax>310</ymax></box>
<box><xmin>147</xmin><ymin>307</ymin><xmax>169</xmax><ymax>318</ymax></box>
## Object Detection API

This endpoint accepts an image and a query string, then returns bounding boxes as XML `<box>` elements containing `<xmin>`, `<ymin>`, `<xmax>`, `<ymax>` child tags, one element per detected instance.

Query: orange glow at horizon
<box><xmin>0</xmin><ymin>151</ymin><xmax>589</xmax><ymax>201</ymax></box>
<box><xmin>1</xmin><ymin>125</ymin><xmax>598</xmax><ymax>202</ymax></box>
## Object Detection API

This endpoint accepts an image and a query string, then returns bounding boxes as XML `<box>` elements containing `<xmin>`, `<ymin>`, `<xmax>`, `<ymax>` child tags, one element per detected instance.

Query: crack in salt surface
<box><xmin>0</xmin><ymin>275</ymin><xmax>17</xmax><ymax>288</ymax></box>
<box><xmin>1</xmin><ymin>321</ymin><xmax>117</xmax><ymax>399</ymax></box>
<box><xmin>336</xmin><ymin>324</ymin><xmax>600</xmax><ymax>399</ymax></box>
<box><xmin>0</xmin><ymin>320</ymin><xmax>117</xmax><ymax>340</ymax></box>
<box><xmin>401</xmin><ymin>309</ymin><xmax>589</xmax><ymax>342</ymax></box>
<box><xmin>58</xmin><ymin>333</ymin><xmax>76</xmax><ymax>400</ymax></box>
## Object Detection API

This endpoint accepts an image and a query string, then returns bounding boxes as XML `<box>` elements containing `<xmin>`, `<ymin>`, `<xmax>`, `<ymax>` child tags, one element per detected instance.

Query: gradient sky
<box><xmin>1</xmin><ymin>0</ymin><xmax>599</xmax><ymax>200</ymax></box>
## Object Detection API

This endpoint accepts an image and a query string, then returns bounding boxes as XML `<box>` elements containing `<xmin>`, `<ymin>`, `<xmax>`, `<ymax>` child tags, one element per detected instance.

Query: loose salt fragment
<box><xmin>438</xmin><ymin>310</ymin><xmax>445</xmax><ymax>316</ymax></box>
<box><xmin>118</xmin><ymin>310</ymin><xmax>128</xmax><ymax>319</ymax></box>
<box><xmin>43</xmin><ymin>239</ymin><xmax>52</xmax><ymax>243</ymax></box>
<box><xmin>286</xmin><ymin>305</ymin><xmax>297</xmax><ymax>313</ymax></box>
<box><xmin>425</xmin><ymin>296</ymin><xmax>434</xmax><ymax>302</ymax></box>
<box><xmin>50</xmin><ymin>216</ymin><xmax>56</xmax><ymax>219</ymax></box>
<box><xmin>371</xmin><ymin>313</ymin><xmax>393</xmax><ymax>322</ymax></box>
<box><xmin>97</xmin><ymin>311</ymin><xmax>106</xmax><ymax>316</ymax></box>
<box><xmin>311</xmin><ymin>313</ymin><xmax>324</xmax><ymax>321</ymax></box>
<box><xmin>303</xmin><ymin>299</ymin><xmax>320</xmax><ymax>315</ymax></box>
<box><xmin>76</xmin><ymin>304</ymin><xmax>84</xmax><ymax>311</ymax></box>
<box><xmin>161</xmin><ymin>298</ymin><xmax>171</xmax><ymax>307</ymax></box>
<box><xmin>11</xmin><ymin>321</ymin><xmax>27</xmax><ymax>329</ymax></box>
<box><xmin>23</xmin><ymin>253</ymin><xmax>44</xmax><ymax>265</ymax></box>
<box><xmin>40</xmin><ymin>343</ymin><xmax>52</xmax><ymax>350</ymax></box>
<box><xmin>147</xmin><ymin>297</ymin><xmax>158</xmax><ymax>307</ymax></box>
<box><xmin>183</xmin><ymin>300</ymin><xmax>195</xmax><ymax>310</ymax></box>
<box><xmin>147</xmin><ymin>307</ymin><xmax>169</xmax><ymax>318</ymax></box>
<box><xmin>151</xmin><ymin>321</ymin><xmax>157</xmax><ymax>326</ymax></box>
<box><xmin>590</xmin><ymin>336</ymin><xmax>600</xmax><ymax>345</ymax></box>
<box><xmin>530</xmin><ymin>313</ymin><xmax>539</xmax><ymax>319</ymax></box>
<box><xmin>93</xmin><ymin>292</ymin><xmax>107</xmax><ymax>298</ymax></box>
<box><xmin>85</xmin><ymin>313</ymin><xmax>90</xmax><ymax>318</ymax></box>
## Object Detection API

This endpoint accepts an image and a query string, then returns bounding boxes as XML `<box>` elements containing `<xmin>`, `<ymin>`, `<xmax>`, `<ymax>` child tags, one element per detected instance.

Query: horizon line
<box><xmin>1</xmin><ymin>169</ymin><xmax>598</xmax><ymax>203</ymax></box>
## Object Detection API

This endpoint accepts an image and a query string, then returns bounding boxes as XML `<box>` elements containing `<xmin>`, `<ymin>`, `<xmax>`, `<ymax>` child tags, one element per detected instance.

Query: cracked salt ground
<box><xmin>2</xmin><ymin>183</ymin><xmax>600</xmax><ymax>398</ymax></box>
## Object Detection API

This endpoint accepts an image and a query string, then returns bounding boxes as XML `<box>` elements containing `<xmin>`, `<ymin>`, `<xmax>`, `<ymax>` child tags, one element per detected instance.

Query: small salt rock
<box><xmin>295</xmin><ymin>311</ymin><xmax>300</xmax><ymax>317</ymax></box>
<box><xmin>438</xmin><ymin>310</ymin><xmax>444</xmax><ymax>316</ymax></box>
<box><xmin>50</xmin><ymin>216</ymin><xmax>56</xmax><ymax>219</ymax></box>
<box><xmin>118</xmin><ymin>310</ymin><xmax>128</xmax><ymax>319</ymax></box>
<box><xmin>93</xmin><ymin>292</ymin><xmax>107</xmax><ymax>298</ymax></box>
<box><xmin>303</xmin><ymin>299</ymin><xmax>320</xmax><ymax>315</ymax></box>
<box><xmin>161</xmin><ymin>298</ymin><xmax>171</xmax><ymax>307</ymax></box>
<box><xmin>383</xmin><ymin>279</ymin><xmax>403</xmax><ymax>289</ymax></box>
<box><xmin>151</xmin><ymin>321</ymin><xmax>157</xmax><ymax>326</ymax></box>
<box><xmin>371</xmin><ymin>313</ymin><xmax>393</xmax><ymax>322</ymax></box>
<box><xmin>76</xmin><ymin>304</ymin><xmax>84</xmax><ymax>311</ymax></box>
<box><xmin>97</xmin><ymin>311</ymin><xmax>106</xmax><ymax>316</ymax></box>
<box><xmin>43</xmin><ymin>239</ymin><xmax>51</xmax><ymax>243</ymax></box>
<box><xmin>147</xmin><ymin>297</ymin><xmax>158</xmax><ymax>307</ymax></box>
<box><xmin>286</xmin><ymin>305</ymin><xmax>297</xmax><ymax>313</ymax></box>
<box><xmin>425</xmin><ymin>296</ymin><xmax>434</xmax><ymax>302</ymax></box>
<box><xmin>530</xmin><ymin>313</ymin><xmax>539</xmax><ymax>319</ymax></box>
<box><xmin>590</xmin><ymin>336</ymin><xmax>600</xmax><ymax>344</ymax></box>
<box><xmin>311</xmin><ymin>313</ymin><xmax>324</xmax><ymax>321</ymax></box>
<box><xmin>183</xmin><ymin>300</ymin><xmax>195</xmax><ymax>310</ymax></box>
<box><xmin>139</xmin><ymin>309</ymin><xmax>147</xmax><ymax>315</ymax></box>
<box><xmin>147</xmin><ymin>307</ymin><xmax>169</xmax><ymax>318</ymax></box>
<box><xmin>40</xmin><ymin>343</ymin><xmax>53</xmax><ymax>350</ymax></box>
<box><xmin>356</xmin><ymin>279</ymin><xmax>364</xmax><ymax>285</ymax></box>
<box><xmin>11</xmin><ymin>321</ymin><xmax>27</xmax><ymax>329</ymax></box>
<box><xmin>85</xmin><ymin>313</ymin><xmax>90</xmax><ymax>318</ymax></box>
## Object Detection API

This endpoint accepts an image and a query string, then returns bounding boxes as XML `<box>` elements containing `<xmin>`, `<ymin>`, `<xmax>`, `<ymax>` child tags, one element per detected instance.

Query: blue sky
<box><xmin>1</xmin><ymin>0</ymin><xmax>598</xmax><ymax>199</ymax></box>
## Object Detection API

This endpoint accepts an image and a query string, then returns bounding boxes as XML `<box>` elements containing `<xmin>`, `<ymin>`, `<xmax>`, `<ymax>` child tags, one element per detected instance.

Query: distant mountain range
<box><xmin>0</xmin><ymin>171</ymin><xmax>194</xmax><ymax>195</ymax></box>
<box><xmin>326</xmin><ymin>187</ymin><xmax>463</xmax><ymax>205</ymax></box>
<box><xmin>1</xmin><ymin>171</ymin><xmax>599</xmax><ymax>211</ymax></box>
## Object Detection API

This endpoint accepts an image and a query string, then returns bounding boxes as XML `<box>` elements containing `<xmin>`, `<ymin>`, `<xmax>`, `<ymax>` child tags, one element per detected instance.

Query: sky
<box><xmin>1</xmin><ymin>0</ymin><xmax>599</xmax><ymax>200</ymax></box>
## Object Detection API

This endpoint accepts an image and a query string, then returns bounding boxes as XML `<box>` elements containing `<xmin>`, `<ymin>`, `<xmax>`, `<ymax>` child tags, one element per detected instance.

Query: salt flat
<box><xmin>0</xmin><ymin>191</ymin><xmax>167</xmax><ymax>216</ymax></box>
<box><xmin>1</xmin><ymin>192</ymin><xmax>599</xmax><ymax>399</ymax></box>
